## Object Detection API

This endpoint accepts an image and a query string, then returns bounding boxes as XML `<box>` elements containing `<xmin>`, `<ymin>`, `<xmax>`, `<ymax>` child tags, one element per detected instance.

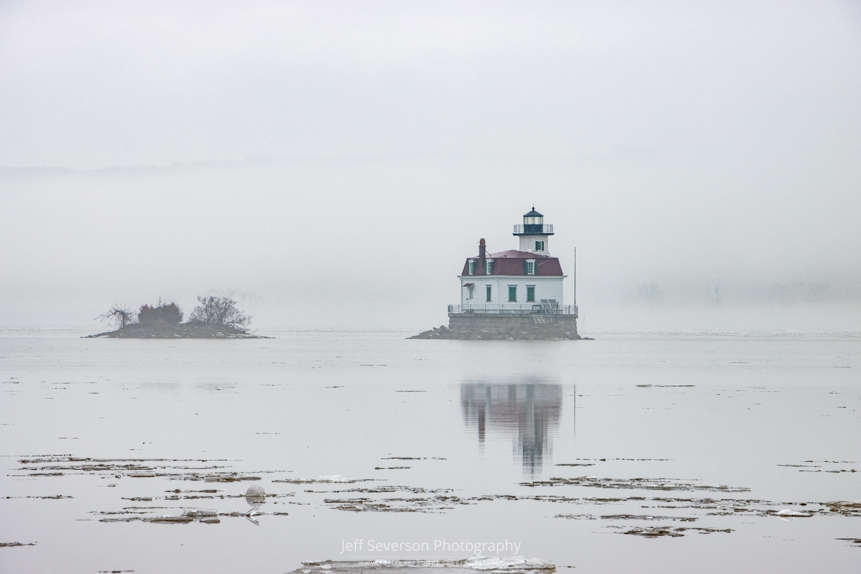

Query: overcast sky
<box><xmin>1</xmin><ymin>1</ymin><xmax>859</xmax><ymax>330</ymax></box>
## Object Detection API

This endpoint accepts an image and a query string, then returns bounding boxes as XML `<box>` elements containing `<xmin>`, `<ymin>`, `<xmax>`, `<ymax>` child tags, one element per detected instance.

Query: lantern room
<box><xmin>513</xmin><ymin>207</ymin><xmax>554</xmax><ymax>254</ymax></box>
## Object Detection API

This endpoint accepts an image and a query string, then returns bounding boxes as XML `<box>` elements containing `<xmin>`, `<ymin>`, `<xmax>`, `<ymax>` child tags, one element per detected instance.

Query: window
<box><xmin>465</xmin><ymin>284</ymin><xmax>474</xmax><ymax>300</ymax></box>
<box><xmin>508</xmin><ymin>285</ymin><xmax>517</xmax><ymax>302</ymax></box>
<box><xmin>485</xmin><ymin>259</ymin><xmax>494</xmax><ymax>275</ymax></box>
<box><xmin>535</xmin><ymin>241</ymin><xmax>544</xmax><ymax>251</ymax></box>
<box><xmin>467</xmin><ymin>260</ymin><xmax>475</xmax><ymax>275</ymax></box>
<box><xmin>526</xmin><ymin>285</ymin><xmax>535</xmax><ymax>302</ymax></box>
<box><xmin>486</xmin><ymin>285</ymin><xmax>492</xmax><ymax>302</ymax></box>
<box><xmin>525</xmin><ymin>260</ymin><xmax>536</xmax><ymax>275</ymax></box>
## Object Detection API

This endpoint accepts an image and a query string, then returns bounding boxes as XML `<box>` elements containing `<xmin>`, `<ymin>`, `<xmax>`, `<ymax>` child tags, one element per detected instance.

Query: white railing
<box><xmin>449</xmin><ymin>304</ymin><xmax>577</xmax><ymax>316</ymax></box>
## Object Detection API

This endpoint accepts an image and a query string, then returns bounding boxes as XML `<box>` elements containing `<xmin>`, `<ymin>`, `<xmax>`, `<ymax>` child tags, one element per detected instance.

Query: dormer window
<box><xmin>467</xmin><ymin>260</ymin><xmax>475</xmax><ymax>275</ymax></box>
<box><xmin>485</xmin><ymin>259</ymin><xmax>494</xmax><ymax>275</ymax></box>
<box><xmin>525</xmin><ymin>259</ymin><xmax>536</xmax><ymax>275</ymax></box>
<box><xmin>535</xmin><ymin>241</ymin><xmax>544</xmax><ymax>251</ymax></box>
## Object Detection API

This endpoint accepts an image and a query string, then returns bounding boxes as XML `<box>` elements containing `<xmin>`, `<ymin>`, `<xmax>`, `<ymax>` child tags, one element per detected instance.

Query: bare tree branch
<box><xmin>96</xmin><ymin>305</ymin><xmax>135</xmax><ymax>329</ymax></box>
<box><xmin>189</xmin><ymin>296</ymin><xmax>250</xmax><ymax>331</ymax></box>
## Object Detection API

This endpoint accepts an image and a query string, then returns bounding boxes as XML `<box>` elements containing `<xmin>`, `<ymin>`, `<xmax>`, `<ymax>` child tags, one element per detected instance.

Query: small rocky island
<box><xmin>411</xmin><ymin>318</ymin><xmax>581</xmax><ymax>340</ymax></box>
<box><xmin>88</xmin><ymin>296</ymin><xmax>265</xmax><ymax>339</ymax></box>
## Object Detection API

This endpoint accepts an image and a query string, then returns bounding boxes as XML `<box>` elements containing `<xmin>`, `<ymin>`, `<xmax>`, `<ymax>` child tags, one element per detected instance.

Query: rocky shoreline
<box><xmin>86</xmin><ymin>320</ymin><xmax>267</xmax><ymax>339</ymax></box>
<box><xmin>410</xmin><ymin>324</ymin><xmax>584</xmax><ymax>340</ymax></box>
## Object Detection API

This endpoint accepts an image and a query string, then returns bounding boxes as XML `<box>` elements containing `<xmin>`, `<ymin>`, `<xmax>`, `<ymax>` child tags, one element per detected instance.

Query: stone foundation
<box><xmin>411</xmin><ymin>313</ymin><xmax>580</xmax><ymax>340</ymax></box>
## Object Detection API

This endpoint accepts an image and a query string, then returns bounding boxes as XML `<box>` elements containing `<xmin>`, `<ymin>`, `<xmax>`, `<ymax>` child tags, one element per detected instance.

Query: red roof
<box><xmin>461</xmin><ymin>250</ymin><xmax>563</xmax><ymax>276</ymax></box>
<box><xmin>488</xmin><ymin>250</ymin><xmax>548</xmax><ymax>259</ymax></box>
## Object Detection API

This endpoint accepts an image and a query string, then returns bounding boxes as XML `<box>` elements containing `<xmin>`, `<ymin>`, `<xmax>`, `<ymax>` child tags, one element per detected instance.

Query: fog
<box><xmin>1</xmin><ymin>1</ymin><xmax>859</xmax><ymax>332</ymax></box>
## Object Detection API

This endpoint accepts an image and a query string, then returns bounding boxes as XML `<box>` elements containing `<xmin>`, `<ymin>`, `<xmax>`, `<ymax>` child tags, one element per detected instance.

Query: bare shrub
<box><xmin>97</xmin><ymin>305</ymin><xmax>135</xmax><ymax>329</ymax></box>
<box><xmin>189</xmin><ymin>296</ymin><xmax>250</xmax><ymax>330</ymax></box>
<box><xmin>138</xmin><ymin>300</ymin><xmax>183</xmax><ymax>327</ymax></box>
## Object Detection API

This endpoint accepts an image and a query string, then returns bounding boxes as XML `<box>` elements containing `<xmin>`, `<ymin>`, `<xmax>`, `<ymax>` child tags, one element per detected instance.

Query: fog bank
<box><xmin>1</xmin><ymin>1</ymin><xmax>859</xmax><ymax>331</ymax></box>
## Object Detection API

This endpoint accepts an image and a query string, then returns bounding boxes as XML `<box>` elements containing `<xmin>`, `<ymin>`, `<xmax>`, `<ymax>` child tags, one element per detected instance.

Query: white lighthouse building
<box><xmin>453</xmin><ymin>208</ymin><xmax>576</xmax><ymax>316</ymax></box>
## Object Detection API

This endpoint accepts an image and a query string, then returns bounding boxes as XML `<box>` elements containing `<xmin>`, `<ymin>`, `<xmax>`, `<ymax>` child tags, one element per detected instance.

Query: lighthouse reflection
<box><xmin>460</xmin><ymin>380</ymin><xmax>564</xmax><ymax>475</ymax></box>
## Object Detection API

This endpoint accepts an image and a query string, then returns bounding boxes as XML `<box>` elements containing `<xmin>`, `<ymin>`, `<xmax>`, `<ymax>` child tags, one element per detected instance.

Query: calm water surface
<box><xmin>0</xmin><ymin>329</ymin><xmax>859</xmax><ymax>573</ymax></box>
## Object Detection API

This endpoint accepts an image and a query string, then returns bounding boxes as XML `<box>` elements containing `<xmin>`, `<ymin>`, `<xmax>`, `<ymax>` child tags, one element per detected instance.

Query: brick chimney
<box><xmin>478</xmin><ymin>238</ymin><xmax>486</xmax><ymax>275</ymax></box>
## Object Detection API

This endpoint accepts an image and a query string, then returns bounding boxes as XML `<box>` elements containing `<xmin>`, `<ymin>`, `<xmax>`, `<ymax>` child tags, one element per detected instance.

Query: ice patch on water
<box><xmin>466</xmin><ymin>557</ymin><xmax>555</xmax><ymax>570</ymax></box>
<box><xmin>776</xmin><ymin>509</ymin><xmax>813</xmax><ymax>518</ymax></box>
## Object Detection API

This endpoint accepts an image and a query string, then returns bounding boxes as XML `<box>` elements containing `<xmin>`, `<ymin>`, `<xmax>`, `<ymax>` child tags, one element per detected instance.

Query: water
<box><xmin>1</xmin><ymin>329</ymin><xmax>860</xmax><ymax>573</ymax></box>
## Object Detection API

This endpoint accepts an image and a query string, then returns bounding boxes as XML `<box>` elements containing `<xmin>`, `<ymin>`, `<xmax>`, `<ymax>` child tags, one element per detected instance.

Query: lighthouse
<box><xmin>456</xmin><ymin>208</ymin><xmax>574</xmax><ymax>315</ymax></box>
<box><xmin>420</xmin><ymin>208</ymin><xmax>580</xmax><ymax>340</ymax></box>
